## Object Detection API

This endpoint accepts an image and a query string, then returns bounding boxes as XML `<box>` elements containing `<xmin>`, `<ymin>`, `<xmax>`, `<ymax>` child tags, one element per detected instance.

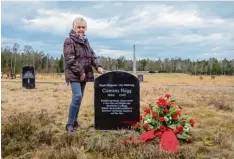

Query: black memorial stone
<box><xmin>137</xmin><ymin>74</ymin><xmax>144</xmax><ymax>82</ymax></box>
<box><xmin>94</xmin><ymin>71</ymin><xmax>140</xmax><ymax>130</ymax></box>
<box><xmin>22</xmin><ymin>66</ymin><xmax>35</xmax><ymax>89</ymax></box>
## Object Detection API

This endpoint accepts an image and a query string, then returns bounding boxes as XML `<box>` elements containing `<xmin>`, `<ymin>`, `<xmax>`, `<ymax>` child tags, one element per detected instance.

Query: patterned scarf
<box><xmin>78</xmin><ymin>35</ymin><xmax>87</xmax><ymax>42</ymax></box>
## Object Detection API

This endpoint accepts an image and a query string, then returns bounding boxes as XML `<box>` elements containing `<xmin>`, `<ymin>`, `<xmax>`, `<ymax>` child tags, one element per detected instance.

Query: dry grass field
<box><xmin>1</xmin><ymin>73</ymin><xmax>234</xmax><ymax>159</ymax></box>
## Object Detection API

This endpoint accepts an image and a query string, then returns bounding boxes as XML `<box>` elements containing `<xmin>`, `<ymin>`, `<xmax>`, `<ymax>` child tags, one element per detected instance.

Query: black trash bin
<box><xmin>22</xmin><ymin>66</ymin><xmax>35</xmax><ymax>89</ymax></box>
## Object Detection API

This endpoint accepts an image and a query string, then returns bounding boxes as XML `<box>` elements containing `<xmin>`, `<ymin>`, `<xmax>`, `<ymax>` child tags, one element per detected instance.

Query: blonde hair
<box><xmin>72</xmin><ymin>17</ymin><xmax>87</xmax><ymax>30</ymax></box>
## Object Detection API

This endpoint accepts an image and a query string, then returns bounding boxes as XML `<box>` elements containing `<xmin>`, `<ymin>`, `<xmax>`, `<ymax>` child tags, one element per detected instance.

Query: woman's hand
<box><xmin>97</xmin><ymin>67</ymin><xmax>105</xmax><ymax>74</ymax></box>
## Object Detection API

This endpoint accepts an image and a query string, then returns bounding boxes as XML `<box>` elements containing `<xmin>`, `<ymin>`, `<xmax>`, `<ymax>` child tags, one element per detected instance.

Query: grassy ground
<box><xmin>1</xmin><ymin>73</ymin><xmax>234</xmax><ymax>159</ymax></box>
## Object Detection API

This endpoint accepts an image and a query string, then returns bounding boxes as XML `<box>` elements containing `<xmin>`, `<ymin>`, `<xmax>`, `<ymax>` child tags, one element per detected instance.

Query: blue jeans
<box><xmin>67</xmin><ymin>82</ymin><xmax>86</xmax><ymax>126</ymax></box>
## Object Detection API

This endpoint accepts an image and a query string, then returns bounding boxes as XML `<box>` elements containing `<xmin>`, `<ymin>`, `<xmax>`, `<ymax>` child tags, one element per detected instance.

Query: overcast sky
<box><xmin>1</xmin><ymin>1</ymin><xmax>234</xmax><ymax>60</ymax></box>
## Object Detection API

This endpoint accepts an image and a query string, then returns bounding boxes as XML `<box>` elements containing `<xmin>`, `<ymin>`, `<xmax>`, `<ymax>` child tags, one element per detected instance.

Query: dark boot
<box><xmin>66</xmin><ymin>124</ymin><xmax>75</xmax><ymax>133</ymax></box>
<box><xmin>74</xmin><ymin>121</ymin><xmax>81</xmax><ymax>129</ymax></box>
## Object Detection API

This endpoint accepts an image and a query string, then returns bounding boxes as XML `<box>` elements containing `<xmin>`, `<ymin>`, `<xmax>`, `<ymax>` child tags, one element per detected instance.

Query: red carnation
<box><xmin>189</xmin><ymin>118</ymin><xmax>195</xmax><ymax>123</ymax></box>
<box><xmin>164</xmin><ymin>108</ymin><xmax>169</xmax><ymax>113</ymax></box>
<box><xmin>140</xmin><ymin>115</ymin><xmax>143</xmax><ymax>120</ymax></box>
<box><xmin>177</xmin><ymin>125</ymin><xmax>183</xmax><ymax>131</ymax></box>
<box><xmin>134</xmin><ymin>122</ymin><xmax>140</xmax><ymax>128</ymax></box>
<box><xmin>159</xmin><ymin>126</ymin><xmax>166</xmax><ymax>132</ymax></box>
<box><xmin>173</xmin><ymin>128</ymin><xmax>180</xmax><ymax>134</ymax></box>
<box><xmin>188</xmin><ymin>136</ymin><xmax>192</xmax><ymax>143</ymax></box>
<box><xmin>175</xmin><ymin>110</ymin><xmax>181</xmax><ymax>117</ymax></box>
<box><xmin>165</xmin><ymin>93</ymin><xmax>171</xmax><ymax>98</ymax></box>
<box><xmin>158</xmin><ymin>117</ymin><xmax>165</xmax><ymax>122</ymax></box>
<box><xmin>157</xmin><ymin>97</ymin><xmax>167</xmax><ymax>107</ymax></box>
<box><xmin>177</xmin><ymin>126</ymin><xmax>183</xmax><ymax>134</ymax></box>
<box><xmin>172</xmin><ymin>114</ymin><xmax>178</xmax><ymax>120</ymax></box>
<box><xmin>152</xmin><ymin>112</ymin><xmax>158</xmax><ymax>118</ymax></box>
<box><xmin>190</xmin><ymin>118</ymin><xmax>195</xmax><ymax>127</ymax></box>
<box><xmin>144</xmin><ymin>108</ymin><xmax>150</xmax><ymax>114</ymax></box>
<box><xmin>143</xmin><ymin>123</ymin><xmax>148</xmax><ymax>130</ymax></box>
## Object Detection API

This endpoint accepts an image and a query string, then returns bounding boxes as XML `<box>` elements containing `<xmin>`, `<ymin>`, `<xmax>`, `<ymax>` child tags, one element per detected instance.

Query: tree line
<box><xmin>1</xmin><ymin>43</ymin><xmax>64</xmax><ymax>74</ymax></box>
<box><xmin>1</xmin><ymin>43</ymin><xmax>234</xmax><ymax>75</ymax></box>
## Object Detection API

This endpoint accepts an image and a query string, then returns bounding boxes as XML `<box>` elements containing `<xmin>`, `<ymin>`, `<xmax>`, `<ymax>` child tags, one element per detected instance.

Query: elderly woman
<box><xmin>63</xmin><ymin>17</ymin><xmax>105</xmax><ymax>132</ymax></box>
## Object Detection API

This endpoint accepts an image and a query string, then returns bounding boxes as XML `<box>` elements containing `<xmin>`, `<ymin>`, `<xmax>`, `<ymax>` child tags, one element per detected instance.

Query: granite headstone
<box><xmin>94</xmin><ymin>71</ymin><xmax>140</xmax><ymax>130</ymax></box>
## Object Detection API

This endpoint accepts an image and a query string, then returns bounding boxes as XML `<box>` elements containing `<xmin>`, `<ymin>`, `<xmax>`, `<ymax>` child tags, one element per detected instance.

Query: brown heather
<box><xmin>1</xmin><ymin>73</ymin><xmax>234</xmax><ymax>159</ymax></box>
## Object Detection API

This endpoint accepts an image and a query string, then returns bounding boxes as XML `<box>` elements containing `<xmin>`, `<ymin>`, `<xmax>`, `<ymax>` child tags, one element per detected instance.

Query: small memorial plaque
<box><xmin>22</xmin><ymin>66</ymin><xmax>35</xmax><ymax>89</ymax></box>
<box><xmin>137</xmin><ymin>74</ymin><xmax>144</xmax><ymax>82</ymax></box>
